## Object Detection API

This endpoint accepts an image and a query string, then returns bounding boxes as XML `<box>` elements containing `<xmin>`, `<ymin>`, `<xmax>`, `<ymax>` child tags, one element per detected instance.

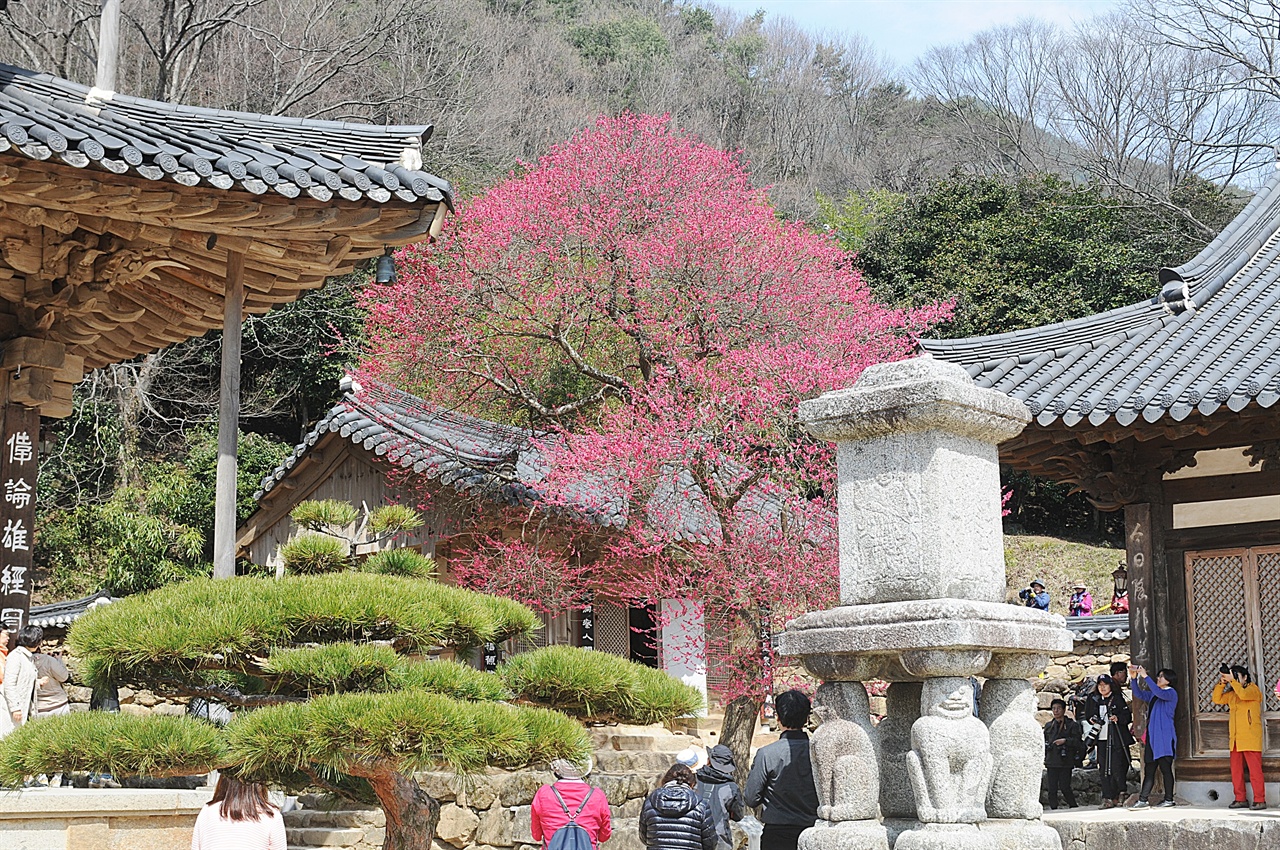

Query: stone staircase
<box><xmin>285</xmin><ymin>723</ymin><xmax>723</xmax><ymax>850</ymax></box>
<box><xmin>285</xmin><ymin>802</ymin><xmax>385</xmax><ymax>850</ymax></box>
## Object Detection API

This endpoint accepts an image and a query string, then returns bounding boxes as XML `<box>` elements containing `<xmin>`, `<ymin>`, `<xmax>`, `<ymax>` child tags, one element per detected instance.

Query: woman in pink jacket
<box><xmin>531</xmin><ymin>758</ymin><xmax>612</xmax><ymax>849</ymax></box>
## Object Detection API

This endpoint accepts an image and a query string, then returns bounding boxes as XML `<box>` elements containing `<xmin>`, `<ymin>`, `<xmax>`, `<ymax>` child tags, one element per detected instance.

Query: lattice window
<box><xmin>513</xmin><ymin>611</ymin><xmax>552</xmax><ymax>656</ymax></box>
<box><xmin>1188</xmin><ymin>551</ymin><xmax>1248</xmax><ymax>714</ymax></box>
<box><xmin>1255</xmin><ymin>548</ymin><xmax>1280</xmax><ymax>712</ymax></box>
<box><xmin>595</xmin><ymin>602</ymin><xmax>629</xmax><ymax>658</ymax></box>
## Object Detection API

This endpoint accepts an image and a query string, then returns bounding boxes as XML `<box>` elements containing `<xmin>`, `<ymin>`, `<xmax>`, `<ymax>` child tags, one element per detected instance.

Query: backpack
<box><xmin>546</xmin><ymin>786</ymin><xmax>596</xmax><ymax>850</ymax></box>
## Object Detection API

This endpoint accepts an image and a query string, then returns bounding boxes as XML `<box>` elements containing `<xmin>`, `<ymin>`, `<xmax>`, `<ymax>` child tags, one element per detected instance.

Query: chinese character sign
<box><xmin>0</xmin><ymin>406</ymin><xmax>37</xmax><ymax>634</ymax></box>
<box><xmin>579</xmin><ymin>598</ymin><xmax>594</xmax><ymax>650</ymax></box>
<box><xmin>482</xmin><ymin>642</ymin><xmax>500</xmax><ymax>673</ymax></box>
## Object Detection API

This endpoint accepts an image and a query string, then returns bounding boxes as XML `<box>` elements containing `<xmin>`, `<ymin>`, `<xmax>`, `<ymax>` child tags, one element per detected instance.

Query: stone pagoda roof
<box><xmin>919</xmin><ymin>171</ymin><xmax>1280</xmax><ymax>429</ymax></box>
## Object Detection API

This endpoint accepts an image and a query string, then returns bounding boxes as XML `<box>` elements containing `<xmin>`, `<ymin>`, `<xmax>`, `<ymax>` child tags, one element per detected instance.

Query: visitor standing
<box><xmin>639</xmin><ymin>763</ymin><xmax>717</xmax><ymax>850</ymax></box>
<box><xmin>33</xmin><ymin>646</ymin><xmax>70</xmax><ymax>717</ymax></box>
<box><xmin>0</xmin><ymin>627</ymin><xmax>12</xmax><ymax>738</ymax></box>
<box><xmin>1212</xmin><ymin>665</ymin><xmax>1266</xmax><ymax>810</ymax></box>
<box><xmin>744</xmin><ymin>689</ymin><xmax>819</xmax><ymax>850</ymax></box>
<box><xmin>1109</xmin><ymin>661</ymin><xmax>1129</xmax><ymax>691</ymax></box>
<box><xmin>1083</xmin><ymin>675</ymin><xmax>1133</xmax><ymax>808</ymax></box>
<box><xmin>694</xmin><ymin>744</ymin><xmax>745</xmax><ymax>850</ymax></box>
<box><xmin>1042</xmin><ymin>698</ymin><xmax>1082</xmax><ymax>809</ymax></box>
<box><xmin>531</xmin><ymin>758</ymin><xmax>612</xmax><ymax>850</ymax></box>
<box><xmin>1069</xmin><ymin>583</ymin><xmax>1093</xmax><ymax>617</ymax></box>
<box><xmin>1130</xmin><ymin>665</ymin><xmax>1178</xmax><ymax>809</ymax></box>
<box><xmin>1019</xmin><ymin>580</ymin><xmax>1050</xmax><ymax>611</ymax></box>
<box><xmin>3</xmin><ymin>626</ymin><xmax>41</xmax><ymax>728</ymax></box>
<box><xmin>190</xmin><ymin>775</ymin><xmax>287</xmax><ymax>850</ymax></box>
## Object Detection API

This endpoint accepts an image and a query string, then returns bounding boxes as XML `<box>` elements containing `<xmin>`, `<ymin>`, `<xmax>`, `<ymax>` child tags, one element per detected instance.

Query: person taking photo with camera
<box><xmin>1213</xmin><ymin>664</ymin><xmax>1266</xmax><ymax>810</ymax></box>
<box><xmin>1042</xmin><ymin>699</ymin><xmax>1083</xmax><ymax>809</ymax></box>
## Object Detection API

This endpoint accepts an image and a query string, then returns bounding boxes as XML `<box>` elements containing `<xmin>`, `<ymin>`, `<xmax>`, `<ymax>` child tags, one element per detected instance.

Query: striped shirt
<box><xmin>191</xmin><ymin>802</ymin><xmax>287</xmax><ymax>850</ymax></box>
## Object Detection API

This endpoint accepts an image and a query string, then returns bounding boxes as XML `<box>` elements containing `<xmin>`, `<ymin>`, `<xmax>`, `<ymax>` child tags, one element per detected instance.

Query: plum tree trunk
<box><xmin>721</xmin><ymin>694</ymin><xmax>763</xmax><ymax>789</ymax></box>
<box><xmin>368</xmin><ymin>771</ymin><xmax>440</xmax><ymax>850</ymax></box>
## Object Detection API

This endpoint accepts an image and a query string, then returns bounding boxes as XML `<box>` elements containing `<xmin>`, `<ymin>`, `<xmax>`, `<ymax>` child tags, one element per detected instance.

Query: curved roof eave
<box><xmin>921</xmin><ymin>170</ymin><xmax>1280</xmax><ymax>429</ymax></box>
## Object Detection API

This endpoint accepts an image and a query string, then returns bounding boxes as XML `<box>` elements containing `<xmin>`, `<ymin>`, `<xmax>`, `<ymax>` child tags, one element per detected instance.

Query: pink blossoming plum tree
<box><xmin>362</xmin><ymin>114</ymin><xmax>947</xmax><ymax>776</ymax></box>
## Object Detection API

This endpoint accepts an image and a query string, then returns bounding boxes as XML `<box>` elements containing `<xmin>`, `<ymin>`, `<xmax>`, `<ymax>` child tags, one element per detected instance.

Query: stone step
<box><xmin>594</xmin><ymin>750</ymin><xmax>689</xmax><ymax>773</ymax></box>
<box><xmin>289</xmin><ymin>825</ymin><xmax>367</xmax><ymax>847</ymax></box>
<box><xmin>284</xmin><ymin>807</ymin><xmax>384</xmax><ymax>829</ymax></box>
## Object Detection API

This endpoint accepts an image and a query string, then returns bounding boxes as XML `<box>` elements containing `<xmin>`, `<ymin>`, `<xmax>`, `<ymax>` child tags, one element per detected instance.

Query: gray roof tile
<box><xmin>0</xmin><ymin>63</ymin><xmax>451</xmax><ymax>207</ymax></box>
<box><xmin>920</xmin><ymin>171</ymin><xmax>1280</xmax><ymax>426</ymax></box>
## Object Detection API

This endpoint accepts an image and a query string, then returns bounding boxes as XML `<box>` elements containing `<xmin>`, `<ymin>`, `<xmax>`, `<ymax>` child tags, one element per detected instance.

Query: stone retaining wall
<box><xmin>0</xmin><ymin>787</ymin><xmax>211</xmax><ymax>850</ymax></box>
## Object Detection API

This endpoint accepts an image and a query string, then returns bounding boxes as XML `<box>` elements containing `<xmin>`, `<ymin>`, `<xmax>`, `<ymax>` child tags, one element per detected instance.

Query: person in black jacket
<box><xmin>1082</xmin><ymin>674</ymin><xmax>1134</xmax><ymax>809</ymax></box>
<box><xmin>744</xmin><ymin>690</ymin><xmax>819</xmax><ymax>850</ymax></box>
<box><xmin>640</xmin><ymin>764</ymin><xmax>718</xmax><ymax>850</ymax></box>
<box><xmin>695</xmin><ymin>745</ymin><xmax>745</xmax><ymax>850</ymax></box>
<box><xmin>1043</xmin><ymin>699</ymin><xmax>1083</xmax><ymax>809</ymax></box>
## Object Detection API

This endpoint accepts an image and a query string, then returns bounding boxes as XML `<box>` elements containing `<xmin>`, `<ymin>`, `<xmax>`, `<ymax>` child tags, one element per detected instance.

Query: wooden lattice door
<box><xmin>594</xmin><ymin>601</ymin><xmax>629</xmax><ymax>658</ymax></box>
<box><xmin>1186</xmin><ymin>547</ymin><xmax>1279</xmax><ymax>755</ymax></box>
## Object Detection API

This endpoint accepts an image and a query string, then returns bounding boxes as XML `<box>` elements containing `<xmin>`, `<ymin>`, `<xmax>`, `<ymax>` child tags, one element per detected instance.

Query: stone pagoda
<box><xmin>779</xmin><ymin>357</ymin><xmax>1073</xmax><ymax>850</ymax></box>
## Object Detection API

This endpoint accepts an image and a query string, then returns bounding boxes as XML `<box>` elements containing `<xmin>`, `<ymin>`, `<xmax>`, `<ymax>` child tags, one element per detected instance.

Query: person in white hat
<box><xmin>675</xmin><ymin>748</ymin><xmax>707</xmax><ymax>771</ymax></box>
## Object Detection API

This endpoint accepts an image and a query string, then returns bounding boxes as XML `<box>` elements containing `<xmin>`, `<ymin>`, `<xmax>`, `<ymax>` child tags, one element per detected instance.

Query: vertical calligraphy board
<box><xmin>0</xmin><ymin>405</ymin><xmax>37</xmax><ymax>635</ymax></box>
<box><xmin>579</xmin><ymin>598</ymin><xmax>595</xmax><ymax>650</ymax></box>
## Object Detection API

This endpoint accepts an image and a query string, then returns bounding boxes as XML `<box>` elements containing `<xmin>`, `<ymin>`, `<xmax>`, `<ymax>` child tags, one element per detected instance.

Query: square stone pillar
<box><xmin>798</xmin><ymin>358</ymin><xmax>1029</xmax><ymax>604</ymax></box>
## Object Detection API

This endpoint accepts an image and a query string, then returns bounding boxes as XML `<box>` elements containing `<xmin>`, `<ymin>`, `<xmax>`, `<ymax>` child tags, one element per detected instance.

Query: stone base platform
<box><xmin>0</xmin><ymin>787</ymin><xmax>213</xmax><ymax>850</ymax></box>
<box><xmin>1044</xmin><ymin>805</ymin><xmax>1280</xmax><ymax>849</ymax></box>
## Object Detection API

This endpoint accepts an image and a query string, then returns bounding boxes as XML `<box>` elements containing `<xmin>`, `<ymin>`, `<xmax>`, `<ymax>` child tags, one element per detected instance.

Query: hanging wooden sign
<box><xmin>0</xmin><ymin>404</ymin><xmax>37</xmax><ymax>636</ymax></box>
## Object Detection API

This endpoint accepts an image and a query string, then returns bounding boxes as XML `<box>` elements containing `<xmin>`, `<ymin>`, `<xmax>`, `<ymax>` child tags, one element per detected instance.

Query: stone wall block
<box><xmin>437</xmin><ymin>804</ymin><xmax>480</xmax><ymax>848</ymax></box>
<box><xmin>511</xmin><ymin>805</ymin><xmax>534</xmax><ymax>844</ymax></box>
<box><xmin>594</xmin><ymin>774</ymin><xmax>633</xmax><ymax>806</ymax></box>
<box><xmin>476</xmin><ymin>806</ymin><xmax>515</xmax><ymax>847</ymax></box>
<box><xmin>601</xmin><ymin>820</ymin><xmax>645</xmax><ymax>850</ymax></box>
<box><xmin>417</xmin><ymin>771</ymin><xmax>461</xmax><ymax>802</ymax></box>
<box><xmin>499</xmin><ymin>772</ymin><xmax>553</xmax><ymax>807</ymax></box>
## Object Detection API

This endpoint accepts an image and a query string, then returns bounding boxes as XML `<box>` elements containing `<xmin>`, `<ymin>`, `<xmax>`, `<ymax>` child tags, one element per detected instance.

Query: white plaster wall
<box><xmin>660</xmin><ymin>598</ymin><xmax>707</xmax><ymax>716</ymax></box>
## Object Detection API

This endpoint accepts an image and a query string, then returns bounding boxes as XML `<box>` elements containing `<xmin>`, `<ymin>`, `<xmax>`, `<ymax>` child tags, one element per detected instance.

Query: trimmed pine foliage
<box><xmin>361</xmin><ymin>547</ymin><xmax>435</xmax><ymax>578</ymax></box>
<box><xmin>501</xmin><ymin>645</ymin><xmax>703</xmax><ymax>723</ymax></box>
<box><xmin>0</xmin><ymin>712</ymin><xmax>226</xmax><ymax>786</ymax></box>
<box><xmin>279</xmin><ymin>532</ymin><xmax>348</xmax><ymax>574</ymax></box>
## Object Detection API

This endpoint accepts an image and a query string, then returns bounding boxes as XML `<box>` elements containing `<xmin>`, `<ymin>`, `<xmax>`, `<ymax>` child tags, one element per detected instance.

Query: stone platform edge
<box><xmin>0</xmin><ymin>787</ymin><xmax>213</xmax><ymax>817</ymax></box>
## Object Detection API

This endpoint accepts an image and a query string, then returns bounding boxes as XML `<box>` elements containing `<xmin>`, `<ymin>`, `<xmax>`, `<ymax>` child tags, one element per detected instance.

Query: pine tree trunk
<box><xmin>368</xmin><ymin>771</ymin><xmax>440</xmax><ymax>850</ymax></box>
<box><xmin>721</xmin><ymin>694</ymin><xmax>763</xmax><ymax>789</ymax></box>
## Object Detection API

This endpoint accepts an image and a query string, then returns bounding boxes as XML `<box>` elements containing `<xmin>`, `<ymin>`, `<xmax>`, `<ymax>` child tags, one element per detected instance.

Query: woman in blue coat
<box><xmin>1129</xmin><ymin>665</ymin><xmax>1178</xmax><ymax>809</ymax></box>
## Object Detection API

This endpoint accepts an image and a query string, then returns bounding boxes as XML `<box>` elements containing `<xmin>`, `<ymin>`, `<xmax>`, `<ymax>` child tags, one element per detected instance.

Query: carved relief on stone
<box><xmin>979</xmin><ymin>678</ymin><xmax>1043</xmax><ymax>820</ymax></box>
<box><xmin>876</xmin><ymin>681</ymin><xmax>921</xmax><ymax>821</ymax></box>
<box><xmin>811</xmin><ymin>681</ymin><xmax>879</xmax><ymax>824</ymax></box>
<box><xmin>905</xmin><ymin>677</ymin><xmax>992</xmax><ymax>825</ymax></box>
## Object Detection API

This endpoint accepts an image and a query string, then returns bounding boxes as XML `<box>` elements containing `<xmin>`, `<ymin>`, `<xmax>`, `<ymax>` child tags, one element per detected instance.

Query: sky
<box><xmin>714</xmin><ymin>0</ymin><xmax>1123</xmax><ymax>68</ymax></box>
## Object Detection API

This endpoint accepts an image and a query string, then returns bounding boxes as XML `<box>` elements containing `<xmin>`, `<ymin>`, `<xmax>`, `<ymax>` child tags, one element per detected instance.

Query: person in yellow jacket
<box><xmin>1212</xmin><ymin>664</ymin><xmax>1266</xmax><ymax>810</ymax></box>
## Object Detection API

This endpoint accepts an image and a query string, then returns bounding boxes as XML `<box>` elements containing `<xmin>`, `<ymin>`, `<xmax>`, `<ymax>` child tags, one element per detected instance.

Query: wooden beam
<box><xmin>213</xmin><ymin>251</ymin><xmax>245</xmax><ymax>579</ymax></box>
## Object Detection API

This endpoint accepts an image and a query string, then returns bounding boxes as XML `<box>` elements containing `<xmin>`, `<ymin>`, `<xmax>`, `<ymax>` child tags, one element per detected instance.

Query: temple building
<box><xmin>922</xmin><ymin>172</ymin><xmax>1280</xmax><ymax>783</ymax></box>
<box><xmin>0</xmin><ymin>59</ymin><xmax>452</xmax><ymax>629</ymax></box>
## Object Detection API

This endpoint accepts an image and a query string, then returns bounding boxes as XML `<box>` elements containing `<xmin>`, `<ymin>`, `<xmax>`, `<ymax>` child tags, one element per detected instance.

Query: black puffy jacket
<box><xmin>639</xmin><ymin>783</ymin><xmax>718</xmax><ymax>850</ymax></box>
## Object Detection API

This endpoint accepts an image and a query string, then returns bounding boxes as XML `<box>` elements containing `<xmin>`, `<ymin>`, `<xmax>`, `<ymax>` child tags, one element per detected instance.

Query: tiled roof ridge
<box><xmin>2</xmin><ymin>62</ymin><xmax>432</xmax><ymax>154</ymax></box>
<box><xmin>920</xmin><ymin>170</ymin><xmax>1280</xmax><ymax>428</ymax></box>
<box><xmin>0</xmin><ymin>61</ymin><xmax>451</xmax><ymax>206</ymax></box>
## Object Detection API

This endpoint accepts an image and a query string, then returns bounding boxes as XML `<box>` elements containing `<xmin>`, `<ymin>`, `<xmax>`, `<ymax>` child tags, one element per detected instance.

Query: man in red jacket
<box><xmin>531</xmin><ymin>757</ymin><xmax>613</xmax><ymax>849</ymax></box>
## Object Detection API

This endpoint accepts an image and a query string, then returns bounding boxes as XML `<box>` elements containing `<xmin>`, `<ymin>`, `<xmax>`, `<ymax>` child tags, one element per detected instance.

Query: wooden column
<box><xmin>1125</xmin><ymin>503</ymin><xmax>1158</xmax><ymax>669</ymax></box>
<box><xmin>213</xmin><ymin>252</ymin><xmax>244</xmax><ymax>579</ymax></box>
<box><xmin>0</xmin><ymin>403</ymin><xmax>38</xmax><ymax>635</ymax></box>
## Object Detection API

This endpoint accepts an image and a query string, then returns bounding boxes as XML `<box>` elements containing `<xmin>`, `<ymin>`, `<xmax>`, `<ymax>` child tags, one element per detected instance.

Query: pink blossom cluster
<box><xmin>361</xmin><ymin>114</ymin><xmax>950</xmax><ymax>700</ymax></box>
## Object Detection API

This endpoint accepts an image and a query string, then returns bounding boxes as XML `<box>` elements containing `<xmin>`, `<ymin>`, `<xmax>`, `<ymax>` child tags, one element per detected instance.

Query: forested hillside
<box><xmin>4</xmin><ymin>0</ymin><xmax>1271</xmax><ymax>597</ymax></box>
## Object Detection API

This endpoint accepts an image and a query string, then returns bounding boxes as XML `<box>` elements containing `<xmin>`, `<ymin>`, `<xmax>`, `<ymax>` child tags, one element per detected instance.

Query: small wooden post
<box><xmin>95</xmin><ymin>0</ymin><xmax>121</xmax><ymax>92</ymax></box>
<box><xmin>213</xmin><ymin>252</ymin><xmax>244</xmax><ymax>579</ymax></box>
